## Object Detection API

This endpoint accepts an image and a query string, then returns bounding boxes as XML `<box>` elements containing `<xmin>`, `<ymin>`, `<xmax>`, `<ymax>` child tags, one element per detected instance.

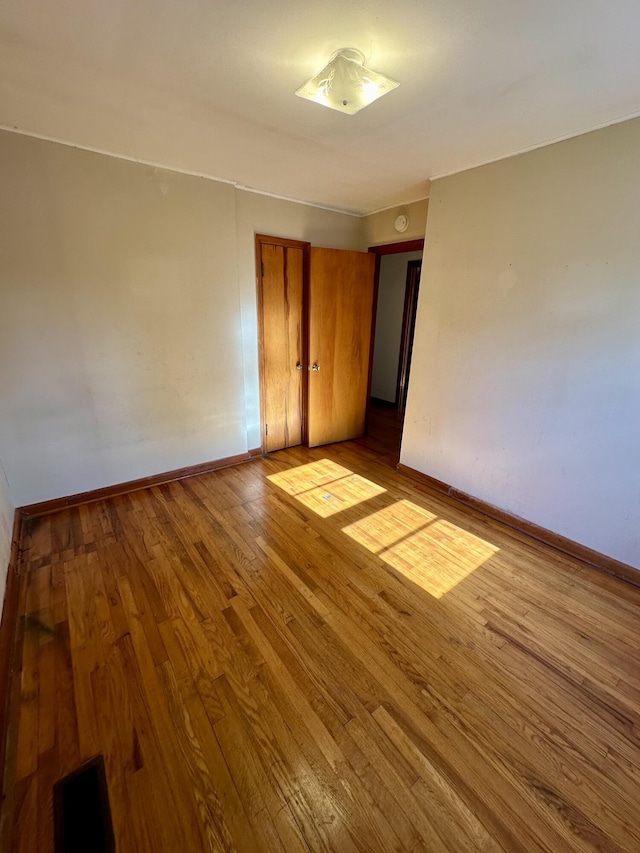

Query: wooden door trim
<box><xmin>364</xmin><ymin>253</ymin><xmax>382</xmax><ymax>420</ymax></box>
<box><xmin>255</xmin><ymin>234</ymin><xmax>310</xmax><ymax>453</ymax></box>
<box><xmin>368</xmin><ymin>238</ymin><xmax>424</xmax><ymax>256</ymax></box>
<box><xmin>396</xmin><ymin>259</ymin><xmax>422</xmax><ymax>411</ymax></box>
<box><xmin>255</xmin><ymin>233</ymin><xmax>310</xmax><ymax>251</ymax></box>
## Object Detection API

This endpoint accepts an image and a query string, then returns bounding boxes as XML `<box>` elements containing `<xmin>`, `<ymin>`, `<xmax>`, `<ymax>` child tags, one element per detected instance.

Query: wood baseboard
<box><xmin>0</xmin><ymin>511</ymin><xmax>25</xmax><ymax>807</ymax></box>
<box><xmin>397</xmin><ymin>463</ymin><xmax>639</xmax><ymax>588</ymax></box>
<box><xmin>20</xmin><ymin>448</ymin><xmax>263</xmax><ymax>518</ymax></box>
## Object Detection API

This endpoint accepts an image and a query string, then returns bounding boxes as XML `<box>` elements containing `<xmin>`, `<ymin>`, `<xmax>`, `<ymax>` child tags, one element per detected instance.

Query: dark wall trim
<box><xmin>20</xmin><ymin>449</ymin><xmax>263</xmax><ymax>518</ymax></box>
<box><xmin>397</xmin><ymin>463</ymin><xmax>639</xmax><ymax>588</ymax></box>
<box><xmin>368</xmin><ymin>239</ymin><xmax>425</xmax><ymax>255</ymax></box>
<box><xmin>254</xmin><ymin>233</ymin><xmax>310</xmax><ymax>251</ymax></box>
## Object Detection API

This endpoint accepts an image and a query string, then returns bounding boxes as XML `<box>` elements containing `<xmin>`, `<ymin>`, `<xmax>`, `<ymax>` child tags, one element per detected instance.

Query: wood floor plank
<box><xmin>35</xmin><ymin>746</ymin><xmax>58</xmax><ymax>853</ymax></box>
<box><xmin>272</xmin><ymin>801</ymin><xmax>313</xmax><ymax>853</ymax></box>
<box><xmin>345</xmin><ymin>714</ymin><xmax>448</xmax><ymax>851</ymax></box>
<box><xmin>15</xmin><ymin>617</ymin><xmax>39</xmax><ymax>781</ymax></box>
<box><xmin>13</xmin><ymin>774</ymin><xmax>38</xmax><ymax>853</ymax></box>
<box><xmin>115</xmin><ymin>634</ymin><xmax>195</xmax><ymax>853</ymax></box>
<box><xmin>116</xmin><ymin>585</ymin><xmax>215</xmax><ymax>851</ymax></box>
<box><xmin>4</xmin><ymin>409</ymin><xmax>640</xmax><ymax>851</ymax></box>
<box><xmin>156</xmin><ymin>659</ymin><xmax>262</xmax><ymax>852</ymax></box>
<box><xmin>52</xmin><ymin>620</ymin><xmax>80</xmax><ymax>779</ymax></box>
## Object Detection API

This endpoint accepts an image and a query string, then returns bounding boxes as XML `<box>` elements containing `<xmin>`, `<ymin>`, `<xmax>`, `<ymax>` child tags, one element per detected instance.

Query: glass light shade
<box><xmin>296</xmin><ymin>48</ymin><xmax>399</xmax><ymax>115</ymax></box>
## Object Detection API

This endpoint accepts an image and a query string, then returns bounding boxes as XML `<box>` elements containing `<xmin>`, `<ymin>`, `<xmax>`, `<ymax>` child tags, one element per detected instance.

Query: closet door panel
<box><xmin>308</xmin><ymin>247</ymin><xmax>376</xmax><ymax>447</ymax></box>
<box><xmin>259</xmin><ymin>242</ymin><xmax>305</xmax><ymax>452</ymax></box>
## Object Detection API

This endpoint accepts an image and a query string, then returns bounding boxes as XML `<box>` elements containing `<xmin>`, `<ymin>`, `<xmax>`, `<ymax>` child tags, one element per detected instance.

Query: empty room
<box><xmin>1</xmin><ymin>1</ymin><xmax>639</xmax><ymax>850</ymax></box>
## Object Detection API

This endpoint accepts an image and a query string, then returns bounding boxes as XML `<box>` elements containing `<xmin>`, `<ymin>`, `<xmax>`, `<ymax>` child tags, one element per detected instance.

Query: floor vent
<box><xmin>54</xmin><ymin>756</ymin><xmax>114</xmax><ymax>853</ymax></box>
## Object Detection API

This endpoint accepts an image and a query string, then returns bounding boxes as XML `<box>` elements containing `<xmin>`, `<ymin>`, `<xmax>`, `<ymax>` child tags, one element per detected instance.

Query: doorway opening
<box><xmin>366</xmin><ymin>238</ymin><xmax>424</xmax><ymax>461</ymax></box>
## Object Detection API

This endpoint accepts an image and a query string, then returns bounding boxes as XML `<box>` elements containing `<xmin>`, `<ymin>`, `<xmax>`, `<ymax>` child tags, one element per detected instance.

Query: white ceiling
<box><xmin>2</xmin><ymin>0</ymin><xmax>640</xmax><ymax>214</ymax></box>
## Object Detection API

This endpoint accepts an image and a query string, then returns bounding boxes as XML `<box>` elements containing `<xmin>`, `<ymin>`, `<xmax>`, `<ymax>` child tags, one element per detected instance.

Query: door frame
<box><xmin>367</xmin><ymin>238</ymin><xmax>425</xmax><ymax>415</ymax></box>
<box><xmin>396</xmin><ymin>259</ymin><xmax>422</xmax><ymax>411</ymax></box>
<box><xmin>255</xmin><ymin>234</ymin><xmax>310</xmax><ymax>453</ymax></box>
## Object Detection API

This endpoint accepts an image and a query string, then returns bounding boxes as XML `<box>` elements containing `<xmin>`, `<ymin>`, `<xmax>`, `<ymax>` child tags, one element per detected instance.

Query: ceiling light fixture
<box><xmin>295</xmin><ymin>48</ymin><xmax>399</xmax><ymax>115</ymax></box>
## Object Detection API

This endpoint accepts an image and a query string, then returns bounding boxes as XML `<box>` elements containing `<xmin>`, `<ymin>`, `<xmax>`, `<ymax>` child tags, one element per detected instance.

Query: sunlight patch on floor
<box><xmin>268</xmin><ymin>459</ymin><xmax>386</xmax><ymax>518</ymax></box>
<box><xmin>342</xmin><ymin>500</ymin><xmax>499</xmax><ymax>598</ymax></box>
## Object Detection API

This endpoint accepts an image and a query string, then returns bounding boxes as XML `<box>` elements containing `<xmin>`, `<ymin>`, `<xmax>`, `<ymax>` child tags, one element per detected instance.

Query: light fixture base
<box><xmin>296</xmin><ymin>48</ymin><xmax>399</xmax><ymax>115</ymax></box>
<box><xmin>329</xmin><ymin>48</ymin><xmax>365</xmax><ymax>66</ymax></box>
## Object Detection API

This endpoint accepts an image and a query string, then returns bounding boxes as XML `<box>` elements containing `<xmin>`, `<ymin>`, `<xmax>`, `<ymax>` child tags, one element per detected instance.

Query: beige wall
<box><xmin>0</xmin><ymin>459</ymin><xmax>13</xmax><ymax>610</ymax></box>
<box><xmin>0</xmin><ymin>131</ymin><xmax>367</xmax><ymax>505</ymax></box>
<box><xmin>235</xmin><ymin>191</ymin><xmax>364</xmax><ymax>449</ymax></box>
<box><xmin>0</xmin><ymin>131</ymin><xmax>246</xmax><ymax>505</ymax></box>
<box><xmin>362</xmin><ymin>197</ymin><xmax>429</xmax><ymax>247</ymax></box>
<box><xmin>402</xmin><ymin>117</ymin><xmax>640</xmax><ymax>570</ymax></box>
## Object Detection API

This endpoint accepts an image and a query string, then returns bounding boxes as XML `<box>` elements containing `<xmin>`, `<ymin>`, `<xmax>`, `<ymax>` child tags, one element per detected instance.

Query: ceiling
<box><xmin>2</xmin><ymin>0</ymin><xmax>640</xmax><ymax>214</ymax></box>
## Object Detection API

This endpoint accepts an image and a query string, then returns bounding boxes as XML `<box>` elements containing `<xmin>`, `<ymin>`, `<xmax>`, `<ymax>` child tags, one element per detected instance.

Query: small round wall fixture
<box><xmin>395</xmin><ymin>214</ymin><xmax>409</xmax><ymax>233</ymax></box>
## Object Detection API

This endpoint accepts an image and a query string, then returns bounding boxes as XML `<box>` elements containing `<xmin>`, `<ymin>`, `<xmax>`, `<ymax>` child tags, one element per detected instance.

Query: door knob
<box><xmin>311</xmin><ymin>363</ymin><xmax>320</xmax><ymax>371</ymax></box>
<box><xmin>296</xmin><ymin>362</ymin><xmax>303</xmax><ymax>370</ymax></box>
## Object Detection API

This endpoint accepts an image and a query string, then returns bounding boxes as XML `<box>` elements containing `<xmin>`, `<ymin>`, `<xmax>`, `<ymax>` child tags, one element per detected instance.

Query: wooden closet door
<box><xmin>259</xmin><ymin>241</ymin><xmax>305</xmax><ymax>452</ymax></box>
<box><xmin>308</xmin><ymin>247</ymin><xmax>376</xmax><ymax>447</ymax></box>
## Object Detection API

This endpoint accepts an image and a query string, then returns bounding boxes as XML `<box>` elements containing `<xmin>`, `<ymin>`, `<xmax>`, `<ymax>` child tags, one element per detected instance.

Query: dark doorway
<box><xmin>368</xmin><ymin>243</ymin><xmax>423</xmax><ymax>411</ymax></box>
<box><xmin>366</xmin><ymin>239</ymin><xmax>424</xmax><ymax>460</ymax></box>
<box><xmin>396</xmin><ymin>259</ymin><xmax>422</xmax><ymax>412</ymax></box>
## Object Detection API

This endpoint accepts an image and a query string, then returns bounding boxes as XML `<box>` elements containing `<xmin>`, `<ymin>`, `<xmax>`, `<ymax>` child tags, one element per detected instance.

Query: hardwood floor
<box><xmin>3</xmin><ymin>422</ymin><xmax>640</xmax><ymax>851</ymax></box>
